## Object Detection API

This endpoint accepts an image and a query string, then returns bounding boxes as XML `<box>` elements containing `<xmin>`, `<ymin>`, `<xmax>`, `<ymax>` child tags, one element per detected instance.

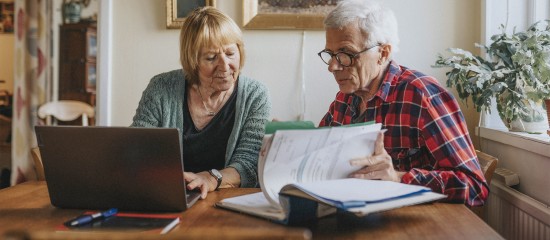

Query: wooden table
<box><xmin>0</xmin><ymin>181</ymin><xmax>502</xmax><ymax>239</ymax></box>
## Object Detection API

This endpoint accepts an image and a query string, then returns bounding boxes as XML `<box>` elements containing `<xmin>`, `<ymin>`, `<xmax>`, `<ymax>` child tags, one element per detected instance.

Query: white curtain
<box><xmin>11</xmin><ymin>0</ymin><xmax>52</xmax><ymax>184</ymax></box>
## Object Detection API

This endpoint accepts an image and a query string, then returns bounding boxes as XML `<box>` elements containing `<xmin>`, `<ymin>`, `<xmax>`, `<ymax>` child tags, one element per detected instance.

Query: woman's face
<box><xmin>197</xmin><ymin>43</ymin><xmax>240</xmax><ymax>91</ymax></box>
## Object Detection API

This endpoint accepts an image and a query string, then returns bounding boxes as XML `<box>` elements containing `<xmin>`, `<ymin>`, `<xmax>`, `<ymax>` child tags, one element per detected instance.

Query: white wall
<box><xmin>108</xmin><ymin>0</ymin><xmax>481</xmax><ymax>140</ymax></box>
<box><xmin>0</xmin><ymin>34</ymin><xmax>14</xmax><ymax>93</ymax></box>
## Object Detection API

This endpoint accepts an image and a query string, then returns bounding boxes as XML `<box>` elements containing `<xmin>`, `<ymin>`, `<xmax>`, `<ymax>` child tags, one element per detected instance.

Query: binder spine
<box><xmin>279</xmin><ymin>194</ymin><xmax>319</xmax><ymax>226</ymax></box>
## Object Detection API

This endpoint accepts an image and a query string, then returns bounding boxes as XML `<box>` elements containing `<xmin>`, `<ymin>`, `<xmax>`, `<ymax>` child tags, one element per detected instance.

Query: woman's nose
<box><xmin>217</xmin><ymin>55</ymin><xmax>231</xmax><ymax>71</ymax></box>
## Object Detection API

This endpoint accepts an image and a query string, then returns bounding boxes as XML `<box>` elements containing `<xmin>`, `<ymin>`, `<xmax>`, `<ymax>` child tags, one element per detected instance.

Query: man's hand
<box><xmin>348</xmin><ymin>131</ymin><xmax>405</xmax><ymax>182</ymax></box>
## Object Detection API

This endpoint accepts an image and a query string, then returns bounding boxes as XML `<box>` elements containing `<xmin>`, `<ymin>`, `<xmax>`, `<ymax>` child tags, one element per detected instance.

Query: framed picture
<box><xmin>243</xmin><ymin>0</ymin><xmax>340</xmax><ymax>30</ymax></box>
<box><xmin>166</xmin><ymin>0</ymin><xmax>216</xmax><ymax>29</ymax></box>
<box><xmin>0</xmin><ymin>1</ymin><xmax>14</xmax><ymax>34</ymax></box>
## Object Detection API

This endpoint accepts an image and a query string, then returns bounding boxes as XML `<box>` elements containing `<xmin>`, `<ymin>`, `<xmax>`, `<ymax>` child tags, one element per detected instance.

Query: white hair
<box><xmin>324</xmin><ymin>0</ymin><xmax>400</xmax><ymax>53</ymax></box>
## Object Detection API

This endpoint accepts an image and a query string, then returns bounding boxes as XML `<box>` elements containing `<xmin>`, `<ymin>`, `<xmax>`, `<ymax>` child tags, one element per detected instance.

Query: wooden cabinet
<box><xmin>58</xmin><ymin>22</ymin><xmax>97</xmax><ymax>107</ymax></box>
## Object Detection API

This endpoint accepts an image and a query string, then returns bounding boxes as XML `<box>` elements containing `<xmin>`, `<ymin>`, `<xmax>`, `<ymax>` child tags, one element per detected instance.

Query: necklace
<box><xmin>196</xmin><ymin>85</ymin><xmax>227</xmax><ymax>116</ymax></box>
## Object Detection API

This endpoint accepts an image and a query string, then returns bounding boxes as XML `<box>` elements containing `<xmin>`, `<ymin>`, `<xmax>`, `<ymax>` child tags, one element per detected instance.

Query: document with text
<box><xmin>216</xmin><ymin>122</ymin><xmax>446</xmax><ymax>224</ymax></box>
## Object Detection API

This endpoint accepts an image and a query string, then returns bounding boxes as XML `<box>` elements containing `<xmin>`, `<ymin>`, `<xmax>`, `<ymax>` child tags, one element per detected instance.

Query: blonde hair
<box><xmin>179</xmin><ymin>7</ymin><xmax>245</xmax><ymax>84</ymax></box>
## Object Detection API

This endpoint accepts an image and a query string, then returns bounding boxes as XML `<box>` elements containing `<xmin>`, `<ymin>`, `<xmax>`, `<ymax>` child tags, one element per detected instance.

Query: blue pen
<box><xmin>66</xmin><ymin>208</ymin><xmax>118</xmax><ymax>227</ymax></box>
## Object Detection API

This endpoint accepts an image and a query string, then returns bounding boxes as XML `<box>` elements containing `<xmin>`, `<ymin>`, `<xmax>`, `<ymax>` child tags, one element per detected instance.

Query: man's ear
<box><xmin>379</xmin><ymin>44</ymin><xmax>392</xmax><ymax>62</ymax></box>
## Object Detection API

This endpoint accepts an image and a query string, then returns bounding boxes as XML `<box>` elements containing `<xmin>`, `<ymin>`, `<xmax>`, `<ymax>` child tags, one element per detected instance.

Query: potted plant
<box><xmin>434</xmin><ymin>20</ymin><xmax>550</xmax><ymax>133</ymax></box>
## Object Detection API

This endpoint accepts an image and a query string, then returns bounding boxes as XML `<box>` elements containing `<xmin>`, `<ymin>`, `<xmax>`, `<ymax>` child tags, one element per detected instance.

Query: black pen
<box><xmin>66</xmin><ymin>208</ymin><xmax>118</xmax><ymax>227</ymax></box>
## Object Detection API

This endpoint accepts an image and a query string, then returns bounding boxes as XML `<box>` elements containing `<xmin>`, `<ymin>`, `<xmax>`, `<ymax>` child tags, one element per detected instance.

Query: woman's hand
<box><xmin>183</xmin><ymin>171</ymin><xmax>218</xmax><ymax>199</ymax></box>
<box><xmin>348</xmin><ymin>131</ymin><xmax>405</xmax><ymax>182</ymax></box>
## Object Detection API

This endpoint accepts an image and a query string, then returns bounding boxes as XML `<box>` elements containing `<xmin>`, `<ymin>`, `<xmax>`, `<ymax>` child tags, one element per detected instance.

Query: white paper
<box><xmin>346</xmin><ymin>191</ymin><xmax>447</xmax><ymax>216</ymax></box>
<box><xmin>259</xmin><ymin>123</ymin><xmax>382</xmax><ymax>206</ymax></box>
<box><xmin>290</xmin><ymin>178</ymin><xmax>431</xmax><ymax>202</ymax></box>
<box><xmin>221</xmin><ymin>192</ymin><xmax>274</xmax><ymax>209</ymax></box>
<box><xmin>217</xmin><ymin>192</ymin><xmax>285</xmax><ymax>220</ymax></box>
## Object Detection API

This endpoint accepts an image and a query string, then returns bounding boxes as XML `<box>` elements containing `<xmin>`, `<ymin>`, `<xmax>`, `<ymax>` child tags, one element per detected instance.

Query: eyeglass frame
<box><xmin>317</xmin><ymin>44</ymin><xmax>381</xmax><ymax>67</ymax></box>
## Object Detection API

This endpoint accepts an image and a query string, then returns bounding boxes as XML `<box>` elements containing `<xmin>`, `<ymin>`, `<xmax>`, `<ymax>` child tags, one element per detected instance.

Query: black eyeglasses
<box><xmin>317</xmin><ymin>44</ymin><xmax>380</xmax><ymax>67</ymax></box>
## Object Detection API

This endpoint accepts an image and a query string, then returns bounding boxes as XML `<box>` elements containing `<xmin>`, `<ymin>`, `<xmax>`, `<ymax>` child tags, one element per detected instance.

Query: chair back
<box><xmin>471</xmin><ymin>150</ymin><xmax>498</xmax><ymax>220</ymax></box>
<box><xmin>0</xmin><ymin>90</ymin><xmax>9</xmax><ymax>107</ymax></box>
<box><xmin>31</xmin><ymin>147</ymin><xmax>45</xmax><ymax>181</ymax></box>
<box><xmin>475</xmin><ymin>150</ymin><xmax>498</xmax><ymax>185</ymax></box>
<box><xmin>38</xmin><ymin>100</ymin><xmax>95</xmax><ymax>126</ymax></box>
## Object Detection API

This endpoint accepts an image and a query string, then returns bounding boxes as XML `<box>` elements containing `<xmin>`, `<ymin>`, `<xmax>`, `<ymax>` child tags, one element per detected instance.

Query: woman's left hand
<box><xmin>184</xmin><ymin>171</ymin><xmax>217</xmax><ymax>199</ymax></box>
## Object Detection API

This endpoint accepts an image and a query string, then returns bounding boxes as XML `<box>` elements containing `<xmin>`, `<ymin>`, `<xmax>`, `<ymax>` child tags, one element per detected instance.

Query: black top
<box><xmin>181</xmin><ymin>85</ymin><xmax>237</xmax><ymax>173</ymax></box>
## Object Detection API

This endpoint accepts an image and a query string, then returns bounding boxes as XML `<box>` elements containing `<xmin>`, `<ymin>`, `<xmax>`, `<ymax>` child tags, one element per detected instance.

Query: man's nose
<box><xmin>328</xmin><ymin>57</ymin><xmax>342</xmax><ymax>72</ymax></box>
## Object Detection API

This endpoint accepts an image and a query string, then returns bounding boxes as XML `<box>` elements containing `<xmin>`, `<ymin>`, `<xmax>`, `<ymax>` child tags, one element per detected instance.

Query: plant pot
<box><xmin>505</xmin><ymin>100</ymin><xmax>549</xmax><ymax>133</ymax></box>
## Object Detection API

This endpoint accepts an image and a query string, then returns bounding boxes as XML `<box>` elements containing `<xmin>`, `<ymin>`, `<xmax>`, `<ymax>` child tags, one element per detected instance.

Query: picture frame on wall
<box><xmin>0</xmin><ymin>1</ymin><xmax>14</xmax><ymax>34</ymax></box>
<box><xmin>243</xmin><ymin>0</ymin><xmax>340</xmax><ymax>30</ymax></box>
<box><xmin>166</xmin><ymin>0</ymin><xmax>216</xmax><ymax>29</ymax></box>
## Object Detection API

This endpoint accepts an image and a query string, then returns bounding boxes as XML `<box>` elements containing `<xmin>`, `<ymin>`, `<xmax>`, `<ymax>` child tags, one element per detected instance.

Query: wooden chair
<box><xmin>471</xmin><ymin>150</ymin><xmax>498</xmax><ymax>219</ymax></box>
<box><xmin>30</xmin><ymin>147</ymin><xmax>45</xmax><ymax>181</ymax></box>
<box><xmin>0</xmin><ymin>114</ymin><xmax>10</xmax><ymax>143</ymax></box>
<box><xmin>0</xmin><ymin>115</ymin><xmax>11</xmax><ymax>178</ymax></box>
<box><xmin>0</xmin><ymin>89</ymin><xmax>10</xmax><ymax>107</ymax></box>
<box><xmin>38</xmin><ymin>100</ymin><xmax>95</xmax><ymax>126</ymax></box>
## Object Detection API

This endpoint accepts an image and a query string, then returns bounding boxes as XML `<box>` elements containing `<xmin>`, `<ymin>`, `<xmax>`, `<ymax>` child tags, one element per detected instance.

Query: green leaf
<box><xmin>432</xmin><ymin>20</ymin><xmax>550</xmax><ymax>116</ymax></box>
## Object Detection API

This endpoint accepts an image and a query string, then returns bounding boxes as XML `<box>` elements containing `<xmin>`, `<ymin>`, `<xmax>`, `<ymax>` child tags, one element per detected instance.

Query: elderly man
<box><xmin>318</xmin><ymin>0</ymin><xmax>488</xmax><ymax>207</ymax></box>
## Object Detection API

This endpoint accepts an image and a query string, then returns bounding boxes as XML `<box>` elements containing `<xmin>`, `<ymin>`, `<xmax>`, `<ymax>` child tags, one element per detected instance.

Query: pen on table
<box><xmin>66</xmin><ymin>208</ymin><xmax>118</xmax><ymax>227</ymax></box>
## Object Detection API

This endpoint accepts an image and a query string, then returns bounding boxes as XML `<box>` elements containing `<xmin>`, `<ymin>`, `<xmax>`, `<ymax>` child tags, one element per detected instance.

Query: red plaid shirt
<box><xmin>319</xmin><ymin>61</ymin><xmax>489</xmax><ymax>207</ymax></box>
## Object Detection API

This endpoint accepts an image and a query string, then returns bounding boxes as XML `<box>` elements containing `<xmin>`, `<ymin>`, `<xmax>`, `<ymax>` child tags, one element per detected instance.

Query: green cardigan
<box><xmin>131</xmin><ymin>69</ymin><xmax>271</xmax><ymax>187</ymax></box>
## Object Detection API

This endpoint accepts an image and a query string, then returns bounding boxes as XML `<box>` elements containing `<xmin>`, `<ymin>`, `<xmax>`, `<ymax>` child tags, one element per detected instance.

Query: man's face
<box><xmin>324</xmin><ymin>24</ymin><xmax>381</xmax><ymax>95</ymax></box>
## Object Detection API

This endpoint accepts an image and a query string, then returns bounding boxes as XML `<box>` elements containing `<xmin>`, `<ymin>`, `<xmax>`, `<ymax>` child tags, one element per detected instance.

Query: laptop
<box><xmin>34</xmin><ymin>126</ymin><xmax>201</xmax><ymax>212</ymax></box>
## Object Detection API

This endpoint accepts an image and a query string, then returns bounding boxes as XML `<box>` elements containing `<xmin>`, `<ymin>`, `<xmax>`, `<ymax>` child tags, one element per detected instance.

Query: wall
<box><xmin>108</xmin><ymin>0</ymin><xmax>481</xmax><ymax>145</ymax></box>
<box><xmin>479</xmin><ymin>128</ymin><xmax>550</xmax><ymax>206</ymax></box>
<box><xmin>0</xmin><ymin>34</ymin><xmax>14</xmax><ymax>93</ymax></box>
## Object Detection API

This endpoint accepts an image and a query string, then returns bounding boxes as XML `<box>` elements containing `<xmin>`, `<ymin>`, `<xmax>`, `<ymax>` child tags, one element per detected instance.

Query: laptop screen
<box><xmin>35</xmin><ymin>126</ymin><xmax>200</xmax><ymax>212</ymax></box>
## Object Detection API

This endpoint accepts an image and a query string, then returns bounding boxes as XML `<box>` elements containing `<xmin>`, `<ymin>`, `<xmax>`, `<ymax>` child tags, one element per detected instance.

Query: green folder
<box><xmin>264</xmin><ymin>121</ymin><xmax>316</xmax><ymax>134</ymax></box>
<box><xmin>264</xmin><ymin>121</ymin><xmax>375</xmax><ymax>134</ymax></box>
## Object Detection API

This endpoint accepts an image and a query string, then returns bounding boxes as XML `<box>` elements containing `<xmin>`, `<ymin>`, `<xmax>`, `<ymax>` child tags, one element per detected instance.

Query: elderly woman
<box><xmin>132</xmin><ymin>7</ymin><xmax>271</xmax><ymax>199</ymax></box>
<box><xmin>318</xmin><ymin>0</ymin><xmax>488</xmax><ymax>207</ymax></box>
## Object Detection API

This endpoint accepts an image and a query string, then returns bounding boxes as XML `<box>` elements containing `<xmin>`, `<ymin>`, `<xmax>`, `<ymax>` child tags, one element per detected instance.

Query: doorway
<box><xmin>0</xmin><ymin>0</ymin><xmax>106</xmax><ymax>187</ymax></box>
<box><xmin>53</xmin><ymin>0</ymin><xmax>99</xmax><ymax>117</ymax></box>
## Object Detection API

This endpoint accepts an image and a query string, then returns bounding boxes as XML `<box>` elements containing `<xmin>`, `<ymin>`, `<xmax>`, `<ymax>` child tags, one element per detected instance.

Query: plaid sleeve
<box><xmin>400</xmin><ymin>82</ymin><xmax>489</xmax><ymax>207</ymax></box>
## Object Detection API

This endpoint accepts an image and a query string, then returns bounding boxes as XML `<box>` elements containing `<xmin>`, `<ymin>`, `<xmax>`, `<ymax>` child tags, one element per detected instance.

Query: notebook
<box><xmin>34</xmin><ymin>126</ymin><xmax>201</xmax><ymax>212</ymax></box>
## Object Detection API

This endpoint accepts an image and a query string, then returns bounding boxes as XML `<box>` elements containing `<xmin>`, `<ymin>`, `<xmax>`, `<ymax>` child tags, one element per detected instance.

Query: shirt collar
<box><xmin>340</xmin><ymin>60</ymin><xmax>402</xmax><ymax>118</ymax></box>
<box><xmin>376</xmin><ymin>60</ymin><xmax>401</xmax><ymax>103</ymax></box>
<box><xmin>347</xmin><ymin>60</ymin><xmax>400</xmax><ymax>104</ymax></box>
